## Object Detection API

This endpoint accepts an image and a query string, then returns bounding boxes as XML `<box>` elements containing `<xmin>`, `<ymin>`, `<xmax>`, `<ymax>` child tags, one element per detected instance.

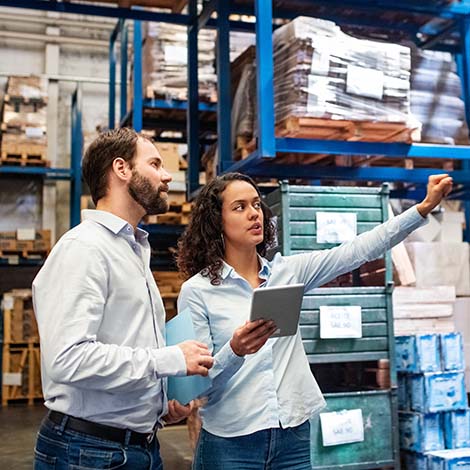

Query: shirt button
<box><xmin>127</xmin><ymin>227</ymin><xmax>132</xmax><ymax>232</ymax></box>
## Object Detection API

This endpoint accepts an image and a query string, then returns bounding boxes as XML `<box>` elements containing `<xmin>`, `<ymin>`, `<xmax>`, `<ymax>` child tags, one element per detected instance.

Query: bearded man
<box><xmin>32</xmin><ymin>128</ymin><xmax>213</xmax><ymax>470</ymax></box>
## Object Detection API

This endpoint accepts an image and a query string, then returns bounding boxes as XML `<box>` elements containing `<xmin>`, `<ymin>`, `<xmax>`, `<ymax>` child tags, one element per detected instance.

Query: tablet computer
<box><xmin>249</xmin><ymin>283</ymin><xmax>305</xmax><ymax>337</ymax></box>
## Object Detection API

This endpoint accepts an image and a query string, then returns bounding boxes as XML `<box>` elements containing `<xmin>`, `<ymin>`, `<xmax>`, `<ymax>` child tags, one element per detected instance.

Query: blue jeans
<box><xmin>192</xmin><ymin>420</ymin><xmax>311</xmax><ymax>470</ymax></box>
<box><xmin>34</xmin><ymin>416</ymin><xmax>163</xmax><ymax>470</ymax></box>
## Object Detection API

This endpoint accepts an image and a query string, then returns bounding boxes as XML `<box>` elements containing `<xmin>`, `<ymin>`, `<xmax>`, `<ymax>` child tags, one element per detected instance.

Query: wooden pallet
<box><xmin>72</xmin><ymin>0</ymin><xmax>187</xmax><ymax>12</ymax></box>
<box><xmin>153</xmin><ymin>271</ymin><xmax>183</xmax><ymax>322</ymax></box>
<box><xmin>144</xmin><ymin>202</ymin><xmax>192</xmax><ymax>225</ymax></box>
<box><xmin>1</xmin><ymin>142</ymin><xmax>48</xmax><ymax>166</ymax></box>
<box><xmin>2</xmin><ymin>343</ymin><xmax>42</xmax><ymax>406</ymax></box>
<box><xmin>0</xmin><ymin>231</ymin><xmax>51</xmax><ymax>259</ymax></box>
<box><xmin>276</xmin><ymin>116</ymin><xmax>420</xmax><ymax>144</ymax></box>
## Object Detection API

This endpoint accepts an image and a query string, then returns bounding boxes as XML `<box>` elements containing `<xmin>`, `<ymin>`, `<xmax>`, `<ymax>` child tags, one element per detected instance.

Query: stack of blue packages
<box><xmin>396</xmin><ymin>333</ymin><xmax>470</xmax><ymax>468</ymax></box>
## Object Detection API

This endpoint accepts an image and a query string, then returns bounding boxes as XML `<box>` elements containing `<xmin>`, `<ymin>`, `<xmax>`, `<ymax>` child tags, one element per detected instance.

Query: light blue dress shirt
<box><xmin>178</xmin><ymin>206</ymin><xmax>426</xmax><ymax>438</ymax></box>
<box><xmin>32</xmin><ymin>210</ymin><xmax>187</xmax><ymax>433</ymax></box>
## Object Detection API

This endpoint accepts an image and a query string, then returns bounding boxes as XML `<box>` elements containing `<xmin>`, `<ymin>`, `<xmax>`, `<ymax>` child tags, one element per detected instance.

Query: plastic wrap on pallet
<box><xmin>398</xmin><ymin>373</ymin><xmax>410</xmax><ymax>410</ymax></box>
<box><xmin>230</xmin><ymin>31</ymin><xmax>255</xmax><ymax>62</ymax></box>
<box><xmin>428</xmin><ymin>448</ymin><xmax>470</xmax><ymax>470</ymax></box>
<box><xmin>441</xmin><ymin>333</ymin><xmax>465</xmax><ymax>372</ymax></box>
<box><xmin>399</xmin><ymin>411</ymin><xmax>444</xmax><ymax>452</ymax></box>
<box><xmin>410</xmin><ymin>49</ymin><xmax>469</xmax><ymax>145</ymax></box>
<box><xmin>444</xmin><ymin>410</ymin><xmax>470</xmax><ymax>449</ymax></box>
<box><xmin>395</xmin><ymin>335</ymin><xmax>441</xmax><ymax>373</ymax></box>
<box><xmin>141</xmin><ymin>22</ymin><xmax>216</xmax><ymax>101</ymax></box>
<box><xmin>409</xmin><ymin>371</ymin><xmax>467</xmax><ymax>413</ymax></box>
<box><xmin>272</xmin><ymin>16</ymin><xmax>413</xmax><ymax>124</ymax></box>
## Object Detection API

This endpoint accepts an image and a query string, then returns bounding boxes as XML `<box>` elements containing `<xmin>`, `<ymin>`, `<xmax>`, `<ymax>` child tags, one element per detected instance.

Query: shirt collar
<box><xmin>81</xmin><ymin>209</ymin><xmax>148</xmax><ymax>240</ymax></box>
<box><xmin>220</xmin><ymin>254</ymin><xmax>271</xmax><ymax>281</ymax></box>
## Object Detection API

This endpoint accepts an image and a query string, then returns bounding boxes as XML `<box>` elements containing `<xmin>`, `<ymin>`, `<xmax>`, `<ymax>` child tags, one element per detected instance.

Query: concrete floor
<box><xmin>0</xmin><ymin>404</ymin><xmax>193</xmax><ymax>469</ymax></box>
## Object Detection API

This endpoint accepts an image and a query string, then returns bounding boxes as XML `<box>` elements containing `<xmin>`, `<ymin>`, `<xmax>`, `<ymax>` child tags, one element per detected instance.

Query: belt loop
<box><xmin>57</xmin><ymin>414</ymin><xmax>69</xmax><ymax>435</ymax></box>
<box><xmin>124</xmin><ymin>429</ymin><xmax>131</xmax><ymax>448</ymax></box>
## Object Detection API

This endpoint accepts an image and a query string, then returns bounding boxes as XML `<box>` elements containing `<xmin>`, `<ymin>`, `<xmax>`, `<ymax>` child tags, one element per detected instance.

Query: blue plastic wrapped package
<box><xmin>428</xmin><ymin>448</ymin><xmax>470</xmax><ymax>470</ymax></box>
<box><xmin>395</xmin><ymin>334</ymin><xmax>441</xmax><ymax>373</ymax></box>
<box><xmin>410</xmin><ymin>371</ymin><xmax>467</xmax><ymax>413</ymax></box>
<box><xmin>441</xmin><ymin>333</ymin><xmax>465</xmax><ymax>372</ymax></box>
<box><xmin>398</xmin><ymin>373</ymin><xmax>410</xmax><ymax>411</ymax></box>
<box><xmin>399</xmin><ymin>411</ymin><xmax>444</xmax><ymax>452</ymax></box>
<box><xmin>444</xmin><ymin>410</ymin><xmax>470</xmax><ymax>449</ymax></box>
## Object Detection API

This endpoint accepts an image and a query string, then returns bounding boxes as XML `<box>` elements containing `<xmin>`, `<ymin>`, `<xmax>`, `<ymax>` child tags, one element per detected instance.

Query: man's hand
<box><xmin>417</xmin><ymin>174</ymin><xmax>453</xmax><ymax>217</ymax></box>
<box><xmin>163</xmin><ymin>399</ymin><xmax>194</xmax><ymax>425</ymax></box>
<box><xmin>230</xmin><ymin>319</ymin><xmax>277</xmax><ymax>357</ymax></box>
<box><xmin>178</xmin><ymin>341</ymin><xmax>214</xmax><ymax>376</ymax></box>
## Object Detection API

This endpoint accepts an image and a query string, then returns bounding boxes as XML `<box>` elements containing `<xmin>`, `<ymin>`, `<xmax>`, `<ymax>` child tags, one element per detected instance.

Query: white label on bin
<box><xmin>320</xmin><ymin>306</ymin><xmax>362</xmax><ymax>339</ymax></box>
<box><xmin>316</xmin><ymin>212</ymin><xmax>357</xmax><ymax>244</ymax></box>
<box><xmin>320</xmin><ymin>409</ymin><xmax>364</xmax><ymax>446</ymax></box>
<box><xmin>3</xmin><ymin>373</ymin><xmax>22</xmax><ymax>386</ymax></box>
<box><xmin>7</xmin><ymin>255</ymin><xmax>19</xmax><ymax>265</ymax></box>
<box><xmin>347</xmin><ymin>65</ymin><xmax>384</xmax><ymax>100</ymax></box>
<box><xmin>16</xmin><ymin>228</ymin><xmax>36</xmax><ymax>240</ymax></box>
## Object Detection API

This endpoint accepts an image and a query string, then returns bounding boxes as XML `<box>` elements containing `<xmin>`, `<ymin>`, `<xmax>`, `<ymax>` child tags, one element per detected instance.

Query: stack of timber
<box><xmin>1</xmin><ymin>76</ymin><xmax>48</xmax><ymax>167</ymax></box>
<box><xmin>0</xmin><ymin>229</ymin><xmax>51</xmax><ymax>261</ymax></box>
<box><xmin>1</xmin><ymin>289</ymin><xmax>42</xmax><ymax>405</ymax></box>
<box><xmin>152</xmin><ymin>271</ymin><xmax>183</xmax><ymax>321</ymax></box>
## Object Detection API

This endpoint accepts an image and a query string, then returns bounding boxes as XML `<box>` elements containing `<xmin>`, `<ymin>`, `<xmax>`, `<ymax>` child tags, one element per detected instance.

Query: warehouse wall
<box><xmin>0</xmin><ymin>7</ymin><xmax>120</xmax><ymax>239</ymax></box>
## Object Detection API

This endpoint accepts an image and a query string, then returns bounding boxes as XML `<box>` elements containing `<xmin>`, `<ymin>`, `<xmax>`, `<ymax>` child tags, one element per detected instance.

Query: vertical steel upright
<box><xmin>120</xmin><ymin>20</ymin><xmax>128</xmax><ymax>123</ymax></box>
<box><xmin>459</xmin><ymin>18</ymin><xmax>470</xmax><ymax>242</ymax></box>
<box><xmin>255</xmin><ymin>0</ymin><xmax>276</xmax><ymax>158</ymax></box>
<box><xmin>71</xmin><ymin>85</ymin><xmax>83</xmax><ymax>228</ymax></box>
<box><xmin>216</xmin><ymin>0</ymin><xmax>232</xmax><ymax>173</ymax></box>
<box><xmin>187</xmin><ymin>0</ymin><xmax>200</xmax><ymax>197</ymax></box>
<box><xmin>132</xmin><ymin>19</ymin><xmax>143</xmax><ymax>132</ymax></box>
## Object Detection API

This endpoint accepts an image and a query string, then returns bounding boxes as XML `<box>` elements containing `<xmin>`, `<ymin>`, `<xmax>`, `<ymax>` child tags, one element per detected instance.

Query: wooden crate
<box><xmin>2</xmin><ymin>343</ymin><xmax>42</xmax><ymax>405</ymax></box>
<box><xmin>2</xmin><ymin>289</ymin><xmax>39</xmax><ymax>344</ymax></box>
<box><xmin>63</xmin><ymin>0</ymin><xmax>187</xmax><ymax>11</ymax></box>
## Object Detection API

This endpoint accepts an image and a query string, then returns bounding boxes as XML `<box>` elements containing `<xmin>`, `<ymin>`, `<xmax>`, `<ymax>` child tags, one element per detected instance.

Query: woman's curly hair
<box><xmin>177</xmin><ymin>173</ymin><xmax>276</xmax><ymax>285</ymax></box>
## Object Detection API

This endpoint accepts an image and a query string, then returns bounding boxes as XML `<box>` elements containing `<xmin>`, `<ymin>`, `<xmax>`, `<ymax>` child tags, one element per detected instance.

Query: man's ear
<box><xmin>112</xmin><ymin>157</ymin><xmax>131</xmax><ymax>181</ymax></box>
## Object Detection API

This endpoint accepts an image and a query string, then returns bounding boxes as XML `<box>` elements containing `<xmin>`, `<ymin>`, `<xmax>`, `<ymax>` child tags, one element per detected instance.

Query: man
<box><xmin>32</xmin><ymin>127</ymin><xmax>214</xmax><ymax>469</ymax></box>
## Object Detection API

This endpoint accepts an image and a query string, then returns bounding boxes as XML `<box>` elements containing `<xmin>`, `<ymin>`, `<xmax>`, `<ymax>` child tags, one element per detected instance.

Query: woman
<box><xmin>177</xmin><ymin>172</ymin><xmax>452</xmax><ymax>470</ymax></box>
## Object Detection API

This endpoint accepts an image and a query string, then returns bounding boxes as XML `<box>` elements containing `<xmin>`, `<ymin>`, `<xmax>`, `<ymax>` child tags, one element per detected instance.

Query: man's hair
<box><xmin>82</xmin><ymin>127</ymin><xmax>141</xmax><ymax>205</ymax></box>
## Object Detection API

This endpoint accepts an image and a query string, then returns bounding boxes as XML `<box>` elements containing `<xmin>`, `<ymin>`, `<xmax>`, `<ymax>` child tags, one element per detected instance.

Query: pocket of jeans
<box><xmin>34</xmin><ymin>449</ymin><xmax>57</xmax><ymax>469</ymax></box>
<box><xmin>288</xmin><ymin>421</ymin><xmax>311</xmax><ymax>442</ymax></box>
<box><xmin>78</xmin><ymin>447</ymin><xmax>126</xmax><ymax>470</ymax></box>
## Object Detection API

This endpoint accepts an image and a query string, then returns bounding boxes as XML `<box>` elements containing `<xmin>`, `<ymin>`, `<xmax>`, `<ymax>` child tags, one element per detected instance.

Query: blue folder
<box><xmin>165</xmin><ymin>308</ymin><xmax>211</xmax><ymax>405</ymax></box>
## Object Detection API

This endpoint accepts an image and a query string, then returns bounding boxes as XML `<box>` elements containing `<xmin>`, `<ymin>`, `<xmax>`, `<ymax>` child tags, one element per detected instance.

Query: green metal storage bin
<box><xmin>265</xmin><ymin>183</ymin><xmax>399</xmax><ymax>469</ymax></box>
<box><xmin>310</xmin><ymin>391</ymin><xmax>398</xmax><ymax>470</ymax></box>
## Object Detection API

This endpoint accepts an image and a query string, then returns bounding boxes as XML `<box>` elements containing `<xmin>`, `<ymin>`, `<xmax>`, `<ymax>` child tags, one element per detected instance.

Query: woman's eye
<box><xmin>235</xmin><ymin>205</ymin><xmax>244</xmax><ymax>211</ymax></box>
<box><xmin>254</xmin><ymin>202</ymin><xmax>261</xmax><ymax>209</ymax></box>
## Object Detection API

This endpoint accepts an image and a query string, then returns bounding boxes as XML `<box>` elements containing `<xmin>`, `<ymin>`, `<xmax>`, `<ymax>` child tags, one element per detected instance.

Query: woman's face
<box><xmin>221</xmin><ymin>180</ymin><xmax>264</xmax><ymax>250</ymax></box>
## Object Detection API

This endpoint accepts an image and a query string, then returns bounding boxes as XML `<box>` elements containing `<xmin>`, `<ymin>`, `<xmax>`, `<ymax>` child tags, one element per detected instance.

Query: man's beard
<box><xmin>128</xmin><ymin>170</ymin><xmax>169</xmax><ymax>215</ymax></box>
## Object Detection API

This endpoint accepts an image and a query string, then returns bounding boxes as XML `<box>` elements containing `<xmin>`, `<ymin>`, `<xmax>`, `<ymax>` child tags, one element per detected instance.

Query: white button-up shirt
<box><xmin>178</xmin><ymin>206</ymin><xmax>426</xmax><ymax>437</ymax></box>
<box><xmin>33</xmin><ymin>210</ymin><xmax>186</xmax><ymax>433</ymax></box>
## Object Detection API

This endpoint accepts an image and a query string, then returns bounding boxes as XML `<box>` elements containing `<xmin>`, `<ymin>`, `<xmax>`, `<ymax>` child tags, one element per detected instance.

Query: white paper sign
<box><xmin>347</xmin><ymin>65</ymin><xmax>384</xmax><ymax>100</ymax></box>
<box><xmin>320</xmin><ymin>306</ymin><xmax>362</xmax><ymax>339</ymax></box>
<box><xmin>2</xmin><ymin>295</ymin><xmax>14</xmax><ymax>310</ymax></box>
<box><xmin>3</xmin><ymin>372</ymin><xmax>22</xmax><ymax>386</ymax></box>
<box><xmin>25</xmin><ymin>127</ymin><xmax>44</xmax><ymax>139</ymax></box>
<box><xmin>320</xmin><ymin>409</ymin><xmax>364</xmax><ymax>446</ymax></box>
<box><xmin>16</xmin><ymin>228</ymin><xmax>36</xmax><ymax>241</ymax></box>
<box><xmin>164</xmin><ymin>45</ymin><xmax>187</xmax><ymax>65</ymax></box>
<box><xmin>316</xmin><ymin>212</ymin><xmax>357</xmax><ymax>244</ymax></box>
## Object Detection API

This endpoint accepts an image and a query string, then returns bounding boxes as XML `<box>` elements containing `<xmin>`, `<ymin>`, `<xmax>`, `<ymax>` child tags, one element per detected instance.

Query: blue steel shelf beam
<box><xmin>0</xmin><ymin>167</ymin><xmax>72</xmax><ymax>179</ymax></box>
